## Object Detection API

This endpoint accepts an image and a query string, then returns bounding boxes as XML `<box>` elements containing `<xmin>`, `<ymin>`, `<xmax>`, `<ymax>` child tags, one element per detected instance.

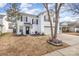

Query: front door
<box><xmin>26</xmin><ymin>27</ymin><xmax>29</xmax><ymax>34</ymax></box>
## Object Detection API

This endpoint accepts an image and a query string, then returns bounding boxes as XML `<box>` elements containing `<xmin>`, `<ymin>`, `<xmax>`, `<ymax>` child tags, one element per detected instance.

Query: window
<box><xmin>21</xmin><ymin>16</ymin><xmax>22</xmax><ymax>21</ymax></box>
<box><xmin>44</xmin><ymin>15</ymin><xmax>49</xmax><ymax>21</ymax></box>
<box><xmin>44</xmin><ymin>15</ymin><xmax>46</xmax><ymax>21</ymax></box>
<box><xmin>36</xmin><ymin>19</ymin><xmax>38</xmax><ymax>24</ymax></box>
<box><xmin>53</xmin><ymin>17</ymin><xmax>55</xmax><ymax>22</ymax></box>
<box><xmin>20</xmin><ymin>26</ymin><xmax>23</xmax><ymax>34</ymax></box>
<box><xmin>8</xmin><ymin>23</ymin><xmax>13</xmax><ymax>29</ymax></box>
<box><xmin>26</xmin><ymin>17</ymin><xmax>27</xmax><ymax>22</ymax></box>
<box><xmin>32</xmin><ymin>19</ymin><xmax>34</xmax><ymax>24</ymax></box>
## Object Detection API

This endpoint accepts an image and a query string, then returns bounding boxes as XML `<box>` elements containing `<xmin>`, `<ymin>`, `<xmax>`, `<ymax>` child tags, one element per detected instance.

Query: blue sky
<box><xmin>0</xmin><ymin>3</ymin><xmax>44</xmax><ymax>15</ymax></box>
<box><xmin>0</xmin><ymin>4</ymin><xmax>42</xmax><ymax>13</ymax></box>
<box><xmin>0</xmin><ymin>3</ymin><xmax>78</xmax><ymax>22</ymax></box>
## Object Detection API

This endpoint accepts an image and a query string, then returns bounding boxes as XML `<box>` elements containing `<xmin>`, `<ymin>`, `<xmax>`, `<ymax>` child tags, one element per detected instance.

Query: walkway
<box><xmin>44</xmin><ymin>34</ymin><xmax>79</xmax><ymax>56</ymax></box>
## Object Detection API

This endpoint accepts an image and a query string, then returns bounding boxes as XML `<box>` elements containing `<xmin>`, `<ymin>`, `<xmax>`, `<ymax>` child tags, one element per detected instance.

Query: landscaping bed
<box><xmin>0</xmin><ymin>33</ymin><xmax>69</xmax><ymax>56</ymax></box>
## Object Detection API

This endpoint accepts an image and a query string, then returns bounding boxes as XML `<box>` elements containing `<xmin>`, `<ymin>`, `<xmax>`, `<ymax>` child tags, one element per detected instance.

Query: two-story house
<box><xmin>0</xmin><ymin>11</ymin><xmax>60</xmax><ymax>35</ymax></box>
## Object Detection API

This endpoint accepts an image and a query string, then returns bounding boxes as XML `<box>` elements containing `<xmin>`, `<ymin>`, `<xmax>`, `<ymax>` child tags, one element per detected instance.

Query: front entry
<box><xmin>26</xmin><ymin>27</ymin><xmax>29</xmax><ymax>34</ymax></box>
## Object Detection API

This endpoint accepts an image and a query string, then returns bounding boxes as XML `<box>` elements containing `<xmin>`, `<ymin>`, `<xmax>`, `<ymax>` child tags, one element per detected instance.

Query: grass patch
<box><xmin>0</xmin><ymin>33</ymin><xmax>12</xmax><ymax>36</ymax></box>
<box><xmin>0</xmin><ymin>33</ymin><xmax>69</xmax><ymax>56</ymax></box>
<box><xmin>65</xmin><ymin>32</ymin><xmax>79</xmax><ymax>36</ymax></box>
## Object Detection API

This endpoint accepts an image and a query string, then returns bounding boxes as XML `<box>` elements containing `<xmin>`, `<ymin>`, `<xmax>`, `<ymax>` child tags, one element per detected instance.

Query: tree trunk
<box><xmin>53</xmin><ymin>10</ymin><xmax>59</xmax><ymax>39</ymax></box>
<box><xmin>15</xmin><ymin>16</ymin><xmax>18</xmax><ymax>34</ymax></box>
<box><xmin>47</xmin><ymin>9</ymin><xmax>53</xmax><ymax>40</ymax></box>
<box><xmin>43</xmin><ymin>3</ymin><xmax>63</xmax><ymax>46</ymax></box>
<box><xmin>50</xmin><ymin>3</ymin><xmax>63</xmax><ymax>46</ymax></box>
<box><xmin>53</xmin><ymin>3</ymin><xmax>62</xmax><ymax>39</ymax></box>
<box><xmin>43</xmin><ymin>3</ymin><xmax>54</xmax><ymax>40</ymax></box>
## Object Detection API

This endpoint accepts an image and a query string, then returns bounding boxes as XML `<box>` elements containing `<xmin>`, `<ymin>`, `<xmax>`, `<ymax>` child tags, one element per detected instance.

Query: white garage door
<box><xmin>44</xmin><ymin>26</ymin><xmax>51</xmax><ymax>35</ymax></box>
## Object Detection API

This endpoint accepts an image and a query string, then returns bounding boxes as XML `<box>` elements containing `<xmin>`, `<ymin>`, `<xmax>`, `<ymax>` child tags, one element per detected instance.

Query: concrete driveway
<box><xmin>44</xmin><ymin>33</ymin><xmax>79</xmax><ymax>56</ymax></box>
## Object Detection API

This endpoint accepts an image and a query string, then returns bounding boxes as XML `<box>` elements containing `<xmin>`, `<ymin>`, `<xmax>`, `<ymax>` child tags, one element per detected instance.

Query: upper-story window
<box><xmin>44</xmin><ymin>15</ymin><xmax>49</xmax><ymax>21</ymax></box>
<box><xmin>44</xmin><ymin>15</ymin><xmax>46</xmax><ymax>21</ymax></box>
<box><xmin>8</xmin><ymin>23</ymin><xmax>13</xmax><ymax>29</ymax></box>
<box><xmin>21</xmin><ymin>16</ymin><xmax>22</xmax><ymax>21</ymax></box>
<box><xmin>53</xmin><ymin>17</ymin><xmax>55</xmax><ymax>22</ymax></box>
<box><xmin>36</xmin><ymin>19</ymin><xmax>38</xmax><ymax>24</ymax></box>
<box><xmin>32</xmin><ymin>19</ymin><xmax>34</xmax><ymax>24</ymax></box>
<box><xmin>26</xmin><ymin>17</ymin><xmax>27</xmax><ymax>22</ymax></box>
<box><xmin>0</xmin><ymin>15</ymin><xmax>3</xmax><ymax>19</ymax></box>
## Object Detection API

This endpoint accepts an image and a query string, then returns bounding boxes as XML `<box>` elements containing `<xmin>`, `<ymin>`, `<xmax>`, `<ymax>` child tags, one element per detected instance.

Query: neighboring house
<box><xmin>68</xmin><ymin>20</ymin><xmax>79</xmax><ymax>32</ymax></box>
<box><xmin>0</xmin><ymin>11</ymin><xmax>60</xmax><ymax>35</ymax></box>
<box><xmin>0</xmin><ymin>14</ymin><xmax>13</xmax><ymax>33</ymax></box>
<box><xmin>60</xmin><ymin>21</ymin><xmax>71</xmax><ymax>32</ymax></box>
<box><xmin>60</xmin><ymin>20</ymin><xmax>79</xmax><ymax>33</ymax></box>
<box><xmin>0</xmin><ymin>24</ymin><xmax>3</xmax><ymax>35</ymax></box>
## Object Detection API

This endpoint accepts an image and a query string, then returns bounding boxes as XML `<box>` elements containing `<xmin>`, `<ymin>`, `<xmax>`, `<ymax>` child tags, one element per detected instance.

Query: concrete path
<box><xmin>44</xmin><ymin>34</ymin><xmax>79</xmax><ymax>56</ymax></box>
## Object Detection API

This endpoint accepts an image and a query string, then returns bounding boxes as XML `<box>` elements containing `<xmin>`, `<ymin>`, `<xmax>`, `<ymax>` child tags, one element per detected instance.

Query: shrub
<box><xmin>41</xmin><ymin>33</ymin><xmax>45</xmax><ymax>36</ymax></box>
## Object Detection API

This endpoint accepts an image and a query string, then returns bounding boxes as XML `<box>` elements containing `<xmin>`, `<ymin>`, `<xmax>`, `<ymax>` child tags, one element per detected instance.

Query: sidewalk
<box><xmin>44</xmin><ymin>34</ymin><xmax>79</xmax><ymax>56</ymax></box>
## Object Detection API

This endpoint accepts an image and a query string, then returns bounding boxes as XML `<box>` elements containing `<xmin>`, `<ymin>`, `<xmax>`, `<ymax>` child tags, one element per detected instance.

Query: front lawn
<box><xmin>65</xmin><ymin>32</ymin><xmax>79</xmax><ymax>36</ymax></box>
<box><xmin>0</xmin><ymin>33</ymin><xmax>69</xmax><ymax>56</ymax></box>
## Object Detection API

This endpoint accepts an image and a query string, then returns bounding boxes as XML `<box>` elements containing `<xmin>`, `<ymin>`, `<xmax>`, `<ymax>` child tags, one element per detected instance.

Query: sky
<box><xmin>0</xmin><ymin>3</ymin><xmax>78</xmax><ymax>22</ymax></box>
<box><xmin>0</xmin><ymin>3</ymin><xmax>44</xmax><ymax>15</ymax></box>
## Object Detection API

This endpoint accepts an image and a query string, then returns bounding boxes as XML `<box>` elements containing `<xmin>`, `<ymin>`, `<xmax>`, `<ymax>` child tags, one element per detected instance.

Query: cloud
<box><xmin>0</xmin><ymin>3</ymin><xmax>6</xmax><ymax>8</ymax></box>
<box><xmin>20</xmin><ymin>3</ymin><xmax>41</xmax><ymax>15</ymax></box>
<box><xmin>20</xmin><ymin>3</ymin><xmax>33</xmax><ymax>13</ymax></box>
<box><xmin>21</xmin><ymin>8</ymin><xmax>41</xmax><ymax>15</ymax></box>
<box><xmin>60</xmin><ymin>16</ymin><xmax>78</xmax><ymax>22</ymax></box>
<box><xmin>20</xmin><ymin>3</ymin><xmax>32</xmax><ymax>8</ymax></box>
<box><xmin>26</xmin><ymin>9</ymin><xmax>41</xmax><ymax>15</ymax></box>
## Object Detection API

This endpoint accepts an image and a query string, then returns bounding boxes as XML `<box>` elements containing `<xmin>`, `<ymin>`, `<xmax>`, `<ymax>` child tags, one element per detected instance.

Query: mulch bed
<box><xmin>0</xmin><ymin>33</ymin><xmax>70</xmax><ymax>56</ymax></box>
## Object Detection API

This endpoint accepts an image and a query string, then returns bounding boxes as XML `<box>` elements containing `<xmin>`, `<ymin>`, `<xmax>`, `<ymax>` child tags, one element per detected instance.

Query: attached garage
<box><xmin>44</xmin><ymin>26</ymin><xmax>52</xmax><ymax>35</ymax></box>
<box><xmin>75</xmin><ymin>28</ymin><xmax>79</xmax><ymax>32</ymax></box>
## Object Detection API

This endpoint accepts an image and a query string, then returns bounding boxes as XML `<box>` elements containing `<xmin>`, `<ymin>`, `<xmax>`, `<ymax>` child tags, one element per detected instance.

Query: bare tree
<box><xmin>43</xmin><ymin>3</ymin><xmax>63</xmax><ymax>46</ymax></box>
<box><xmin>6</xmin><ymin>3</ymin><xmax>20</xmax><ymax>34</ymax></box>
<box><xmin>66</xmin><ymin>3</ymin><xmax>79</xmax><ymax>16</ymax></box>
<box><xmin>49</xmin><ymin>3</ymin><xmax>63</xmax><ymax>45</ymax></box>
<box><xmin>0</xmin><ymin>25</ymin><xmax>3</xmax><ymax>36</ymax></box>
<box><xmin>43</xmin><ymin>3</ymin><xmax>54</xmax><ymax>40</ymax></box>
<box><xmin>54</xmin><ymin>3</ymin><xmax>62</xmax><ymax>37</ymax></box>
<box><xmin>53</xmin><ymin>3</ymin><xmax>63</xmax><ymax>41</ymax></box>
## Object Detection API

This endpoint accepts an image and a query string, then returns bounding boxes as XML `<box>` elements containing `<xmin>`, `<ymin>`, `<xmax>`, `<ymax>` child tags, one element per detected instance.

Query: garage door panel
<box><xmin>44</xmin><ymin>26</ymin><xmax>51</xmax><ymax>35</ymax></box>
<box><xmin>44</xmin><ymin>26</ymin><xmax>54</xmax><ymax>35</ymax></box>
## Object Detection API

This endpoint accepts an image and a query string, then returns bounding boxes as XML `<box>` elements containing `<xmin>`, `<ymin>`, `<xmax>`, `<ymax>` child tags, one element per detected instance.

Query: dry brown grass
<box><xmin>0</xmin><ymin>33</ymin><xmax>69</xmax><ymax>56</ymax></box>
<box><xmin>65</xmin><ymin>32</ymin><xmax>79</xmax><ymax>36</ymax></box>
